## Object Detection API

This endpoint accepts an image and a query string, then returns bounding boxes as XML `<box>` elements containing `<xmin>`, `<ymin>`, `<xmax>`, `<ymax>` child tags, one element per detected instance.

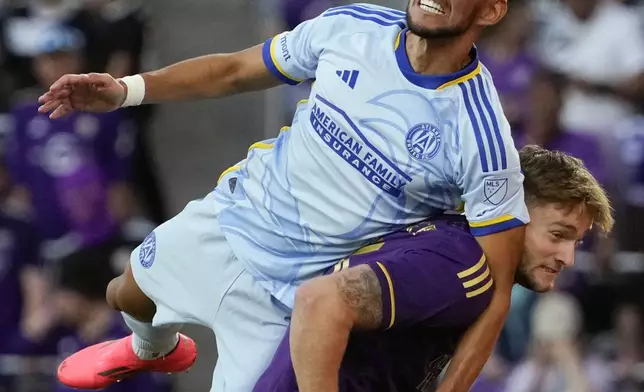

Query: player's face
<box><xmin>405</xmin><ymin>0</ymin><xmax>506</xmax><ymax>39</ymax></box>
<box><xmin>515</xmin><ymin>203</ymin><xmax>593</xmax><ymax>293</ymax></box>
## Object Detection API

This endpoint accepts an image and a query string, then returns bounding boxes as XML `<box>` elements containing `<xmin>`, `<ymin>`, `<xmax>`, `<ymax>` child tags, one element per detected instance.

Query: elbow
<box><xmin>293</xmin><ymin>279</ymin><xmax>354</xmax><ymax>328</ymax></box>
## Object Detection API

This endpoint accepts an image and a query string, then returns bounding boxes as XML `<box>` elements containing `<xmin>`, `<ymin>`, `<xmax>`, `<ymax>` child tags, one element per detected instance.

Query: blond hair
<box><xmin>519</xmin><ymin>145</ymin><xmax>614</xmax><ymax>234</ymax></box>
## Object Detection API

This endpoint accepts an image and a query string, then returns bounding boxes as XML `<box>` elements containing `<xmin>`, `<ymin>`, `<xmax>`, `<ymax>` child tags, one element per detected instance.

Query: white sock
<box><xmin>122</xmin><ymin>312</ymin><xmax>182</xmax><ymax>360</ymax></box>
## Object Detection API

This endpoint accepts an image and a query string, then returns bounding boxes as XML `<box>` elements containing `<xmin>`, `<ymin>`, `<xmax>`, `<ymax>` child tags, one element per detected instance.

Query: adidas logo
<box><xmin>336</xmin><ymin>70</ymin><xmax>360</xmax><ymax>89</ymax></box>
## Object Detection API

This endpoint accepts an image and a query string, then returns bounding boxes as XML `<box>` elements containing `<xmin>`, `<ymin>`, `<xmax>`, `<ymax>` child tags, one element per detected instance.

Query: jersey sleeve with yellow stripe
<box><xmin>261</xmin><ymin>12</ymin><xmax>339</xmax><ymax>85</ymax></box>
<box><xmin>331</xmin><ymin>219</ymin><xmax>494</xmax><ymax>331</ymax></box>
<box><xmin>456</xmin><ymin>66</ymin><xmax>530</xmax><ymax>236</ymax></box>
<box><xmin>369</xmin><ymin>252</ymin><xmax>494</xmax><ymax>330</ymax></box>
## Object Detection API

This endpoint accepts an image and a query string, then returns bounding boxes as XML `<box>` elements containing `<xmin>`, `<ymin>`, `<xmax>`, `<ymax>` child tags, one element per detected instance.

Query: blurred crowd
<box><xmin>0</xmin><ymin>0</ymin><xmax>170</xmax><ymax>391</ymax></box>
<box><xmin>0</xmin><ymin>0</ymin><xmax>643</xmax><ymax>391</ymax></box>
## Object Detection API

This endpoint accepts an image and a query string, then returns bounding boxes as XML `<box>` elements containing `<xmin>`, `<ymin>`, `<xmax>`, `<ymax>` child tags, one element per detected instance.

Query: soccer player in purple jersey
<box><xmin>254</xmin><ymin>146</ymin><xmax>614</xmax><ymax>391</ymax></box>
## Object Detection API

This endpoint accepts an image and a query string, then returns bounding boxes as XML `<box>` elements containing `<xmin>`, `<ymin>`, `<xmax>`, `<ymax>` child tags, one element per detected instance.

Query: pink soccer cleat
<box><xmin>57</xmin><ymin>333</ymin><xmax>197</xmax><ymax>390</ymax></box>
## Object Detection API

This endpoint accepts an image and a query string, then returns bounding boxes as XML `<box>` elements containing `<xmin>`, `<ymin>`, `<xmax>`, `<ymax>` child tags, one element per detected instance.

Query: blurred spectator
<box><xmin>505</xmin><ymin>292</ymin><xmax>616</xmax><ymax>392</ymax></box>
<box><xmin>81</xmin><ymin>0</ymin><xmax>145</xmax><ymax>78</ymax></box>
<box><xmin>4</xmin><ymin>24</ymin><xmax>136</xmax><ymax>259</ymax></box>
<box><xmin>613</xmin><ymin>116</ymin><xmax>644</xmax><ymax>254</ymax></box>
<box><xmin>2</xmin><ymin>0</ymin><xmax>108</xmax><ymax>92</ymax></box>
<box><xmin>516</xmin><ymin>68</ymin><xmax>607</xmax><ymax>185</ymax></box>
<box><xmin>79</xmin><ymin>0</ymin><xmax>166</xmax><ymax>223</ymax></box>
<box><xmin>532</xmin><ymin>0</ymin><xmax>644</xmax><ymax>134</ymax></box>
<box><xmin>595</xmin><ymin>304</ymin><xmax>644</xmax><ymax>391</ymax></box>
<box><xmin>478</xmin><ymin>0</ymin><xmax>535</xmax><ymax>131</ymax></box>
<box><xmin>52</xmin><ymin>240</ymin><xmax>172</xmax><ymax>392</ymax></box>
<box><xmin>0</xmin><ymin>163</ymin><xmax>59</xmax><ymax>392</ymax></box>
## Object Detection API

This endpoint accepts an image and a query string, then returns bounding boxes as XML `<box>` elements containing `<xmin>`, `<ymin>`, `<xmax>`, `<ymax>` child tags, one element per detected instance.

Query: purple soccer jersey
<box><xmin>54</xmin><ymin>315</ymin><xmax>172</xmax><ymax>392</ymax></box>
<box><xmin>5</xmin><ymin>103</ymin><xmax>134</xmax><ymax>245</ymax></box>
<box><xmin>254</xmin><ymin>215</ymin><xmax>493</xmax><ymax>391</ymax></box>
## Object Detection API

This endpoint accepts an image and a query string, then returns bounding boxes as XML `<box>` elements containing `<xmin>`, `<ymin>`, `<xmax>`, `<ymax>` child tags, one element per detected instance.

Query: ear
<box><xmin>477</xmin><ymin>0</ymin><xmax>508</xmax><ymax>28</ymax></box>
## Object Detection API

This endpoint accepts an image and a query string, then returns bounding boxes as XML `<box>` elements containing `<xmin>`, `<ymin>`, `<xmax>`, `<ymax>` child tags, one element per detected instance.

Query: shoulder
<box><xmin>453</xmin><ymin>69</ymin><xmax>511</xmax><ymax>142</ymax></box>
<box><xmin>316</xmin><ymin>3</ymin><xmax>406</xmax><ymax>35</ymax></box>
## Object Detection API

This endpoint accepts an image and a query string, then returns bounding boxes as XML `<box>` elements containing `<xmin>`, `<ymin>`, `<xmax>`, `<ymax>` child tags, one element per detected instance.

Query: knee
<box><xmin>106</xmin><ymin>275</ymin><xmax>124</xmax><ymax>311</ymax></box>
<box><xmin>107</xmin><ymin>264</ymin><xmax>157</xmax><ymax>322</ymax></box>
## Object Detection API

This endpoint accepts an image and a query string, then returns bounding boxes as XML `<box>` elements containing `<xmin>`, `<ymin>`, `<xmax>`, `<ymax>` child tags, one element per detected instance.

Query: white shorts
<box><xmin>129</xmin><ymin>192</ymin><xmax>290</xmax><ymax>392</ymax></box>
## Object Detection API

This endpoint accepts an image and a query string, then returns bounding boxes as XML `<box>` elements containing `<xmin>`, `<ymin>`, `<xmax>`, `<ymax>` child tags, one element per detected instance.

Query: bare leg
<box><xmin>106</xmin><ymin>262</ymin><xmax>182</xmax><ymax>359</ymax></box>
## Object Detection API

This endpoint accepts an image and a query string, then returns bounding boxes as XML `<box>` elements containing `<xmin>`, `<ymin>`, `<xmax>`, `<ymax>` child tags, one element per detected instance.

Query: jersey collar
<box><xmin>394</xmin><ymin>28</ymin><xmax>481</xmax><ymax>90</ymax></box>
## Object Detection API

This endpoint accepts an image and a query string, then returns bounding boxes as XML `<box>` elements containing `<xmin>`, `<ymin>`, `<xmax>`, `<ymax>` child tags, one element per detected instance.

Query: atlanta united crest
<box><xmin>406</xmin><ymin>123</ymin><xmax>442</xmax><ymax>161</ymax></box>
<box><xmin>139</xmin><ymin>232</ymin><xmax>157</xmax><ymax>269</ymax></box>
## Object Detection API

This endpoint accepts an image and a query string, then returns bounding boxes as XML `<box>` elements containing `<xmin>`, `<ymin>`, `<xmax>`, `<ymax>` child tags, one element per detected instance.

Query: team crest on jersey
<box><xmin>484</xmin><ymin>178</ymin><xmax>508</xmax><ymax>206</ymax></box>
<box><xmin>406</xmin><ymin>123</ymin><xmax>442</xmax><ymax>161</ymax></box>
<box><xmin>139</xmin><ymin>232</ymin><xmax>156</xmax><ymax>269</ymax></box>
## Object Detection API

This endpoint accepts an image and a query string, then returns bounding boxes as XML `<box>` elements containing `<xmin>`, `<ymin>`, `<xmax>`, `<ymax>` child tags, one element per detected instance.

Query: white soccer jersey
<box><xmin>212</xmin><ymin>3</ymin><xmax>529</xmax><ymax>307</ymax></box>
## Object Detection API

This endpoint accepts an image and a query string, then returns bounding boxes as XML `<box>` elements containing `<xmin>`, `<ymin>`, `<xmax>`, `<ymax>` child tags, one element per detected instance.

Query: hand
<box><xmin>38</xmin><ymin>73</ymin><xmax>126</xmax><ymax>119</ymax></box>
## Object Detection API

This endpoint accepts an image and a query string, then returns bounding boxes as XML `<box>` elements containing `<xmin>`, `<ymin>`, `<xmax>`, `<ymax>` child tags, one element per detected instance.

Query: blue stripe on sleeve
<box><xmin>330</xmin><ymin>4</ymin><xmax>406</xmax><ymax>20</ymax></box>
<box><xmin>459</xmin><ymin>83</ymin><xmax>489</xmax><ymax>173</ymax></box>
<box><xmin>469</xmin><ymin>77</ymin><xmax>498</xmax><ymax>172</ymax></box>
<box><xmin>323</xmin><ymin>10</ymin><xmax>406</xmax><ymax>28</ymax></box>
<box><xmin>478</xmin><ymin>77</ymin><xmax>507</xmax><ymax>170</ymax></box>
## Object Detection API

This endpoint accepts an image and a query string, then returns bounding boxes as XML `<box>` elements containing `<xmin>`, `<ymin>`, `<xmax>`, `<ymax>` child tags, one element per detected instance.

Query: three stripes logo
<box><xmin>336</xmin><ymin>70</ymin><xmax>360</xmax><ymax>89</ymax></box>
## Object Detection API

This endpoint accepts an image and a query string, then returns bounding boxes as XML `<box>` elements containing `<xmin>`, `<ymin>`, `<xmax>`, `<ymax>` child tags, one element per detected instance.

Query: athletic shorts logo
<box><xmin>406</xmin><ymin>123</ymin><xmax>442</xmax><ymax>161</ymax></box>
<box><xmin>139</xmin><ymin>232</ymin><xmax>156</xmax><ymax>269</ymax></box>
<box><xmin>484</xmin><ymin>178</ymin><xmax>508</xmax><ymax>206</ymax></box>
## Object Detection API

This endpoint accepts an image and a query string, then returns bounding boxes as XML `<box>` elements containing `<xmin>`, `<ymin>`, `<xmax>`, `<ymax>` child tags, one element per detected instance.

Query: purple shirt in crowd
<box><xmin>0</xmin><ymin>211</ymin><xmax>41</xmax><ymax>353</ymax></box>
<box><xmin>514</xmin><ymin>131</ymin><xmax>607</xmax><ymax>186</ymax></box>
<box><xmin>478</xmin><ymin>49</ymin><xmax>535</xmax><ymax>128</ymax></box>
<box><xmin>5</xmin><ymin>103</ymin><xmax>133</xmax><ymax>245</ymax></box>
<box><xmin>255</xmin><ymin>215</ymin><xmax>493</xmax><ymax>391</ymax></box>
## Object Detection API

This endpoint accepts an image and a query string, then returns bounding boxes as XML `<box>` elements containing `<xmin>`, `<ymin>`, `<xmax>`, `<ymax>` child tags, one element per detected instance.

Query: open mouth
<box><xmin>419</xmin><ymin>0</ymin><xmax>446</xmax><ymax>15</ymax></box>
<box><xmin>541</xmin><ymin>266</ymin><xmax>559</xmax><ymax>275</ymax></box>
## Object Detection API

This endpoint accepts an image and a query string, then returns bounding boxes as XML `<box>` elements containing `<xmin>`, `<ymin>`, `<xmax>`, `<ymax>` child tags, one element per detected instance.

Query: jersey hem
<box><xmin>469</xmin><ymin>217</ymin><xmax>526</xmax><ymax>236</ymax></box>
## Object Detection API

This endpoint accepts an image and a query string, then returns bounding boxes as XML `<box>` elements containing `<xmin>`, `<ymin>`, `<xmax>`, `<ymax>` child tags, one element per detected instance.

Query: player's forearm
<box><xmin>291</xmin><ymin>279</ymin><xmax>352</xmax><ymax>392</ymax></box>
<box><xmin>437</xmin><ymin>227</ymin><xmax>525</xmax><ymax>392</ymax></box>
<box><xmin>436</xmin><ymin>292</ymin><xmax>510</xmax><ymax>392</ymax></box>
<box><xmin>139</xmin><ymin>45</ymin><xmax>279</xmax><ymax>104</ymax></box>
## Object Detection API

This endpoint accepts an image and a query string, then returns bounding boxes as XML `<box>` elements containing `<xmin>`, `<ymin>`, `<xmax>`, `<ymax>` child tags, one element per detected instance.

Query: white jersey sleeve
<box><xmin>457</xmin><ymin>71</ymin><xmax>530</xmax><ymax>236</ymax></box>
<box><xmin>261</xmin><ymin>11</ymin><xmax>337</xmax><ymax>85</ymax></box>
<box><xmin>261</xmin><ymin>4</ymin><xmax>406</xmax><ymax>86</ymax></box>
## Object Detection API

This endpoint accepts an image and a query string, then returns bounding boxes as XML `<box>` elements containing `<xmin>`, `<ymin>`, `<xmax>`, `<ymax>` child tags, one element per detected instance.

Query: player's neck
<box><xmin>405</xmin><ymin>31</ymin><xmax>476</xmax><ymax>76</ymax></box>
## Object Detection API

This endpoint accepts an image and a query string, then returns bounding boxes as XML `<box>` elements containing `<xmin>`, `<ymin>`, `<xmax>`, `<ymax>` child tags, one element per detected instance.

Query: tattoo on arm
<box><xmin>335</xmin><ymin>265</ymin><xmax>383</xmax><ymax>330</ymax></box>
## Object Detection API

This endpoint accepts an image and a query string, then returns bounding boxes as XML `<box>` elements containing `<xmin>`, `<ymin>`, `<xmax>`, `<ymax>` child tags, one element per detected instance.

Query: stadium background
<box><xmin>0</xmin><ymin>0</ymin><xmax>643</xmax><ymax>391</ymax></box>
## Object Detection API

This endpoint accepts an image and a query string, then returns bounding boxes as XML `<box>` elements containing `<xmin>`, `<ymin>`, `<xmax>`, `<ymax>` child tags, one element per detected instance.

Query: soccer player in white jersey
<box><xmin>40</xmin><ymin>1</ymin><xmax>526</xmax><ymax>391</ymax></box>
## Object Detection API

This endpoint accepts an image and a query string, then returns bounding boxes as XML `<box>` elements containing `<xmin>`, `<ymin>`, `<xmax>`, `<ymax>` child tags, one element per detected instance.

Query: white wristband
<box><xmin>118</xmin><ymin>75</ymin><xmax>146</xmax><ymax>108</ymax></box>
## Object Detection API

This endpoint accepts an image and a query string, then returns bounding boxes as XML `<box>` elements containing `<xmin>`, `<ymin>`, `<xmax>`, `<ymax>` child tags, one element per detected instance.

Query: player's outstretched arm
<box><xmin>435</xmin><ymin>226</ymin><xmax>524</xmax><ymax>392</ymax></box>
<box><xmin>38</xmin><ymin>44</ymin><xmax>281</xmax><ymax>119</ymax></box>
<box><xmin>290</xmin><ymin>265</ymin><xmax>382</xmax><ymax>392</ymax></box>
